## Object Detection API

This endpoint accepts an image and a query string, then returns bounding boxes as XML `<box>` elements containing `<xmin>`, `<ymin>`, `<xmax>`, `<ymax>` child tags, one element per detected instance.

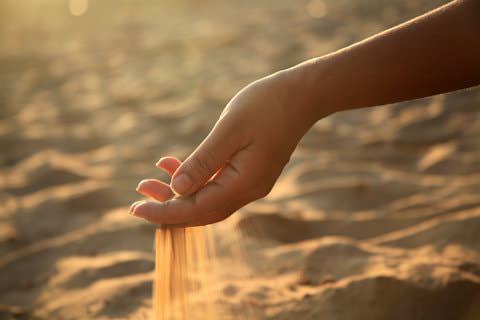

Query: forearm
<box><xmin>291</xmin><ymin>0</ymin><xmax>480</xmax><ymax>118</ymax></box>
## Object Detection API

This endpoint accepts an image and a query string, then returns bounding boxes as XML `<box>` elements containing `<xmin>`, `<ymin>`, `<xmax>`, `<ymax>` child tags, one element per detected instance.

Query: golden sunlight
<box><xmin>306</xmin><ymin>0</ymin><xmax>327</xmax><ymax>19</ymax></box>
<box><xmin>69</xmin><ymin>0</ymin><xmax>89</xmax><ymax>17</ymax></box>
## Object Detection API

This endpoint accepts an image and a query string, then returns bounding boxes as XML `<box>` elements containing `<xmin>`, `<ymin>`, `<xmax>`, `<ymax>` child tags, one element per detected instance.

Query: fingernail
<box><xmin>155</xmin><ymin>157</ymin><xmax>167</xmax><ymax>167</ymax></box>
<box><xmin>129</xmin><ymin>204</ymin><xmax>137</xmax><ymax>216</ymax></box>
<box><xmin>171</xmin><ymin>173</ymin><xmax>192</xmax><ymax>195</ymax></box>
<box><xmin>129</xmin><ymin>201</ymin><xmax>144</xmax><ymax>216</ymax></box>
<box><xmin>135</xmin><ymin>179</ymin><xmax>148</xmax><ymax>192</ymax></box>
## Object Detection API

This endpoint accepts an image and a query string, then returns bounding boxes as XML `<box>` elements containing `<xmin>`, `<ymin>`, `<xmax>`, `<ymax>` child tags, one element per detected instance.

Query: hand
<box><xmin>130</xmin><ymin>69</ymin><xmax>321</xmax><ymax>226</ymax></box>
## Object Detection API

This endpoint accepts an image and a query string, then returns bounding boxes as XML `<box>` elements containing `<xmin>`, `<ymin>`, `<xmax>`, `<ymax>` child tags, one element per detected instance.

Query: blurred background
<box><xmin>2</xmin><ymin>0</ymin><xmax>480</xmax><ymax>319</ymax></box>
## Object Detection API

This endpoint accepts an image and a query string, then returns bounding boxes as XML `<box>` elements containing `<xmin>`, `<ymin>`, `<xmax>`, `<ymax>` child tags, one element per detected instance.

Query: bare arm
<box><xmin>132</xmin><ymin>0</ymin><xmax>480</xmax><ymax>226</ymax></box>
<box><xmin>295</xmin><ymin>0</ymin><xmax>480</xmax><ymax>117</ymax></box>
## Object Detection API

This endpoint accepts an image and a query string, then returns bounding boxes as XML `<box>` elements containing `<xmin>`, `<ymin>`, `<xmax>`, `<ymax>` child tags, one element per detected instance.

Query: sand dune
<box><xmin>1</xmin><ymin>0</ymin><xmax>480</xmax><ymax>319</ymax></box>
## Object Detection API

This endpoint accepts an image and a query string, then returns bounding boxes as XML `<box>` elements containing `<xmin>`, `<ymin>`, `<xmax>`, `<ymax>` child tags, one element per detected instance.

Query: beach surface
<box><xmin>2</xmin><ymin>0</ymin><xmax>480</xmax><ymax>319</ymax></box>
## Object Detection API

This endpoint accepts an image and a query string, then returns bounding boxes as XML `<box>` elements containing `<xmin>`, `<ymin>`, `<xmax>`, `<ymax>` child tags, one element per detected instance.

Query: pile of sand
<box><xmin>1</xmin><ymin>0</ymin><xmax>480</xmax><ymax>319</ymax></box>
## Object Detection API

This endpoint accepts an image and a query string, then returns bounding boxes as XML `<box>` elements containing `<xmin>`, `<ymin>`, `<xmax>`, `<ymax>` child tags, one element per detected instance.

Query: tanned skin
<box><xmin>131</xmin><ymin>0</ymin><xmax>480</xmax><ymax>226</ymax></box>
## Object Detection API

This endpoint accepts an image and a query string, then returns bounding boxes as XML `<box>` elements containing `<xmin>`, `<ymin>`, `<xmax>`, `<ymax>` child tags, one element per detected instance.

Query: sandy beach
<box><xmin>1</xmin><ymin>0</ymin><xmax>480</xmax><ymax>319</ymax></box>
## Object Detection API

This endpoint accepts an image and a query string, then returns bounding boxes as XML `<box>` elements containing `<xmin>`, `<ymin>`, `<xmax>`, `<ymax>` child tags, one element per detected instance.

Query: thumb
<box><xmin>171</xmin><ymin>125</ymin><xmax>240</xmax><ymax>196</ymax></box>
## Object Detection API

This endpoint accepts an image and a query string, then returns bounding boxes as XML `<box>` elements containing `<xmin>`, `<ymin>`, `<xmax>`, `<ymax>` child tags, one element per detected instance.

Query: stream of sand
<box><xmin>154</xmin><ymin>225</ymin><xmax>216</xmax><ymax>320</ymax></box>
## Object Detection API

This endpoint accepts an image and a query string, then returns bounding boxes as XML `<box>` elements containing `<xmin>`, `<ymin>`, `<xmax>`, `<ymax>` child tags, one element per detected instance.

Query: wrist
<box><xmin>269</xmin><ymin>67</ymin><xmax>321</xmax><ymax>135</ymax></box>
<box><xmin>286</xmin><ymin>57</ymin><xmax>344</xmax><ymax>121</ymax></box>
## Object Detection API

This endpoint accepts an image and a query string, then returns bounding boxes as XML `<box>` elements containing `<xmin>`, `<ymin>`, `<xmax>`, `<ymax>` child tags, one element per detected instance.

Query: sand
<box><xmin>153</xmin><ymin>225</ymin><xmax>217</xmax><ymax>320</ymax></box>
<box><xmin>1</xmin><ymin>0</ymin><xmax>480</xmax><ymax>319</ymax></box>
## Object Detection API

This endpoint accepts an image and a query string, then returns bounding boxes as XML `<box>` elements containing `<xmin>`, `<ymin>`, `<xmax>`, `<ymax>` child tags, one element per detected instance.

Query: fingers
<box><xmin>155</xmin><ymin>156</ymin><xmax>181</xmax><ymax>176</ymax></box>
<box><xmin>136</xmin><ymin>179</ymin><xmax>174</xmax><ymax>202</ymax></box>
<box><xmin>132</xmin><ymin>183</ymin><xmax>239</xmax><ymax>226</ymax></box>
<box><xmin>133</xmin><ymin>157</ymin><xmax>180</xmax><ymax>203</ymax></box>
<box><xmin>170</xmin><ymin>123</ymin><xmax>242</xmax><ymax>196</ymax></box>
<box><xmin>132</xmin><ymin>156</ymin><xmax>248</xmax><ymax>226</ymax></box>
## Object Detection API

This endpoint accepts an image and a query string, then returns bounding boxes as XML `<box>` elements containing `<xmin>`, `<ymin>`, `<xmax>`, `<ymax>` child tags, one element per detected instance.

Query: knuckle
<box><xmin>250</xmin><ymin>183</ymin><xmax>271</xmax><ymax>200</ymax></box>
<box><xmin>190</xmin><ymin>150</ymin><xmax>215</xmax><ymax>178</ymax></box>
<box><xmin>233</xmin><ymin>178</ymin><xmax>249</xmax><ymax>192</ymax></box>
<box><xmin>209</xmin><ymin>211</ymin><xmax>232</xmax><ymax>225</ymax></box>
<box><xmin>217</xmin><ymin>201</ymin><xmax>242</xmax><ymax>222</ymax></box>
<box><xmin>258</xmin><ymin>185</ymin><xmax>271</xmax><ymax>198</ymax></box>
<box><xmin>235</xmin><ymin>179</ymin><xmax>255</xmax><ymax>197</ymax></box>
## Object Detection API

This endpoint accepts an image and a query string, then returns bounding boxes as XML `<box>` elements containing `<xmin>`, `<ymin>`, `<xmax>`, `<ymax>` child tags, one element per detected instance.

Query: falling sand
<box><xmin>153</xmin><ymin>225</ymin><xmax>217</xmax><ymax>320</ymax></box>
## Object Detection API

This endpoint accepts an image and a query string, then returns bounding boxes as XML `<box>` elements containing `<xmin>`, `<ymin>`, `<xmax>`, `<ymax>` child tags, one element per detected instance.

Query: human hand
<box><xmin>130</xmin><ymin>69</ymin><xmax>323</xmax><ymax>226</ymax></box>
